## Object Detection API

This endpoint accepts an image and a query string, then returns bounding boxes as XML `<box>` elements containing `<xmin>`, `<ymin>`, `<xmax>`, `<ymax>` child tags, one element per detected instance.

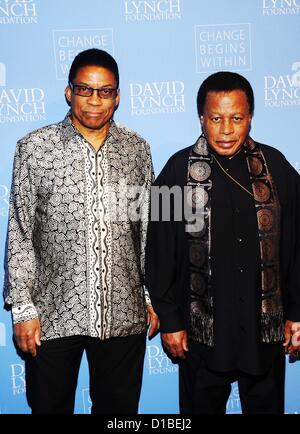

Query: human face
<box><xmin>65</xmin><ymin>65</ymin><xmax>120</xmax><ymax>137</ymax></box>
<box><xmin>200</xmin><ymin>90</ymin><xmax>252</xmax><ymax>157</ymax></box>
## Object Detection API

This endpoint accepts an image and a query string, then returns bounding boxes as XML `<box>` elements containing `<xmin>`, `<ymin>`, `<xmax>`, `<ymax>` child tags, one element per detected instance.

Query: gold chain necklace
<box><xmin>212</xmin><ymin>154</ymin><xmax>254</xmax><ymax>197</ymax></box>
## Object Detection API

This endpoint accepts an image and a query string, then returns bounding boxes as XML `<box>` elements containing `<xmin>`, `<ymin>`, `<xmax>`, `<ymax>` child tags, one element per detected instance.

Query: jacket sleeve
<box><xmin>145</xmin><ymin>157</ymin><xmax>184</xmax><ymax>332</ymax></box>
<box><xmin>285</xmin><ymin>162</ymin><xmax>300</xmax><ymax>322</ymax></box>
<box><xmin>140</xmin><ymin>142</ymin><xmax>155</xmax><ymax>305</ymax></box>
<box><xmin>3</xmin><ymin>139</ymin><xmax>39</xmax><ymax>324</ymax></box>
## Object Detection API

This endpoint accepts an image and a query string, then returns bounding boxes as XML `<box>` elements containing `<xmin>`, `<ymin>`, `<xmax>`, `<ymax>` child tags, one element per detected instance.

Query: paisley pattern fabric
<box><xmin>4</xmin><ymin>113</ymin><xmax>153</xmax><ymax>340</ymax></box>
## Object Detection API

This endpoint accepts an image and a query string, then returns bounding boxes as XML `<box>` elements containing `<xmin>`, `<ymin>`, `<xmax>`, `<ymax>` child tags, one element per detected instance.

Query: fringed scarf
<box><xmin>187</xmin><ymin>135</ymin><xmax>284</xmax><ymax>346</ymax></box>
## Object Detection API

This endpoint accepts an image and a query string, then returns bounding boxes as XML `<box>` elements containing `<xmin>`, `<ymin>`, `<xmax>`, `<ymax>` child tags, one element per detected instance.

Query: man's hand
<box><xmin>283</xmin><ymin>320</ymin><xmax>300</xmax><ymax>355</ymax></box>
<box><xmin>13</xmin><ymin>319</ymin><xmax>41</xmax><ymax>357</ymax></box>
<box><xmin>161</xmin><ymin>330</ymin><xmax>188</xmax><ymax>359</ymax></box>
<box><xmin>147</xmin><ymin>305</ymin><xmax>160</xmax><ymax>338</ymax></box>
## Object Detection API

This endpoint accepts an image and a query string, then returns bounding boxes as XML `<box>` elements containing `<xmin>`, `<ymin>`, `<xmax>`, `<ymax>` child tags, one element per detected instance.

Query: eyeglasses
<box><xmin>69</xmin><ymin>82</ymin><xmax>118</xmax><ymax>99</ymax></box>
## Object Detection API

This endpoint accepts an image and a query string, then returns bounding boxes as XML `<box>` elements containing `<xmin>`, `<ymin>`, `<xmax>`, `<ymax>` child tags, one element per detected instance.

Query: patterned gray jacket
<box><xmin>4</xmin><ymin>113</ymin><xmax>153</xmax><ymax>340</ymax></box>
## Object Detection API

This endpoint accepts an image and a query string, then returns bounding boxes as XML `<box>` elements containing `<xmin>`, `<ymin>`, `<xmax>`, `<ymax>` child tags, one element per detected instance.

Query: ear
<box><xmin>114</xmin><ymin>89</ymin><xmax>120</xmax><ymax>111</ymax></box>
<box><xmin>248</xmin><ymin>114</ymin><xmax>252</xmax><ymax>133</ymax></box>
<box><xmin>200</xmin><ymin>115</ymin><xmax>204</xmax><ymax>127</ymax></box>
<box><xmin>115</xmin><ymin>89</ymin><xmax>120</xmax><ymax>107</ymax></box>
<box><xmin>65</xmin><ymin>85</ymin><xmax>72</xmax><ymax>106</ymax></box>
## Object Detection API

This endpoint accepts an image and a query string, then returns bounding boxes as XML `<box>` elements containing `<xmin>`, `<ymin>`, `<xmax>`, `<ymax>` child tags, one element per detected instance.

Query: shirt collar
<box><xmin>61</xmin><ymin>110</ymin><xmax>120</xmax><ymax>146</ymax></box>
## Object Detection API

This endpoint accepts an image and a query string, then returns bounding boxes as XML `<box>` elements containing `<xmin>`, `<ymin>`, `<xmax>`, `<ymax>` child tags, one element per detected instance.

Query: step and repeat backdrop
<box><xmin>0</xmin><ymin>0</ymin><xmax>300</xmax><ymax>414</ymax></box>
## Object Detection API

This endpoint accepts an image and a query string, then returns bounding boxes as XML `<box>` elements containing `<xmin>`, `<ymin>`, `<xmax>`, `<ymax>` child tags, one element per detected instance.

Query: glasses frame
<box><xmin>69</xmin><ymin>82</ymin><xmax>118</xmax><ymax>99</ymax></box>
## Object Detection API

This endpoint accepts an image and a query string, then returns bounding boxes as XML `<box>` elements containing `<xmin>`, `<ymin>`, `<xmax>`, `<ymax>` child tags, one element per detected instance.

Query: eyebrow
<box><xmin>208</xmin><ymin>111</ymin><xmax>246</xmax><ymax>116</ymax></box>
<box><xmin>75</xmin><ymin>81</ymin><xmax>116</xmax><ymax>88</ymax></box>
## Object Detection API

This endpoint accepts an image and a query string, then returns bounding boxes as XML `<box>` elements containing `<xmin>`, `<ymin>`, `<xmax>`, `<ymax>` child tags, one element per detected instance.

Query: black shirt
<box><xmin>200</xmin><ymin>150</ymin><xmax>281</xmax><ymax>374</ymax></box>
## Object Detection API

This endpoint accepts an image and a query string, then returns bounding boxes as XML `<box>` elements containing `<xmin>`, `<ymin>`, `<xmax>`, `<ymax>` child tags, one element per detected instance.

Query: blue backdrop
<box><xmin>0</xmin><ymin>0</ymin><xmax>300</xmax><ymax>414</ymax></box>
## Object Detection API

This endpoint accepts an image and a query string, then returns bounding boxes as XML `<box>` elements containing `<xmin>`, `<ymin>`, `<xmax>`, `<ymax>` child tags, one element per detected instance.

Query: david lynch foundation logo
<box><xmin>262</xmin><ymin>0</ymin><xmax>300</xmax><ymax>16</ymax></box>
<box><xmin>0</xmin><ymin>322</ymin><xmax>6</xmax><ymax>346</ymax></box>
<box><xmin>195</xmin><ymin>23</ymin><xmax>252</xmax><ymax>73</ymax></box>
<box><xmin>11</xmin><ymin>363</ymin><xmax>26</xmax><ymax>395</ymax></box>
<box><xmin>0</xmin><ymin>62</ymin><xmax>46</xmax><ymax>123</ymax></box>
<box><xmin>124</xmin><ymin>0</ymin><xmax>181</xmax><ymax>22</ymax></box>
<box><xmin>0</xmin><ymin>0</ymin><xmax>37</xmax><ymax>25</ymax></box>
<box><xmin>53</xmin><ymin>28</ymin><xmax>114</xmax><ymax>80</ymax></box>
<box><xmin>226</xmin><ymin>382</ymin><xmax>242</xmax><ymax>414</ymax></box>
<box><xmin>264</xmin><ymin>62</ymin><xmax>300</xmax><ymax>108</ymax></box>
<box><xmin>82</xmin><ymin>388</ymin><xmax>92</xmax><ymax>414</ymax></box>
<box><xmin>146</xmin><ymin>343</ymin><xmax>178</xmax><ymax>375</ymax></box>
<box><xmin>130</xmin><ymin>80</ymin><xmax>185</xmax><ymax>115</ymax></box>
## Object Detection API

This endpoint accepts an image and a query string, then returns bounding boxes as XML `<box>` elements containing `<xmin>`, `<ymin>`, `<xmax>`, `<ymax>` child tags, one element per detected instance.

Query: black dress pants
<box><xmin>25</xmin><ymin>333</ymin><xmax>146</xmax><ymax>414</ymax></box>
<box><xmin>179</xmin><ymin>344</ymin><xmax>285</xmax><ymax>414</ymax></box>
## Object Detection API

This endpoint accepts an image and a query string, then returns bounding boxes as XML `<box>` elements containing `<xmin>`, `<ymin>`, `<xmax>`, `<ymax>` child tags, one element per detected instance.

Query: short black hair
<box><xmin>68</xmin><ymin>48</ymin><xmax>119</xmax><ymax>88</ymax></box>
<box><xmin>197</xmin><ymin>71</ymin><xmax>254</xmax><ymax>117</ymax></box>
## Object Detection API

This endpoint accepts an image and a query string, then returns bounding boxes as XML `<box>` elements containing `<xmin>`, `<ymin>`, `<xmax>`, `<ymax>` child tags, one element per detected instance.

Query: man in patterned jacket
<box><xmin>4</xmin><ymin>48</ymin><xmax>159</xmax><ymax>414</ymax></box>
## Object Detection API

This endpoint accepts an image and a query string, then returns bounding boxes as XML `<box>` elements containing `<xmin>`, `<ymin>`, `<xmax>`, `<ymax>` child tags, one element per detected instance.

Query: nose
<box><xmin>220</xmin><ymin>118</ymin><xmax>233</xmax><ymax>135</ymax></box>
<box><xmin>87</xmin><ymin>89</ymin><xmax>103</xmax><ymax>105</ymax></box>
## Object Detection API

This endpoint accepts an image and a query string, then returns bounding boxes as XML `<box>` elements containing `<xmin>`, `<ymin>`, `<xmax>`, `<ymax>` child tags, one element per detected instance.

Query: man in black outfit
<box><xmin>146</xmin><ymin>71</ymin><xmax>300</xmax><ymax>414</ymax></box>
